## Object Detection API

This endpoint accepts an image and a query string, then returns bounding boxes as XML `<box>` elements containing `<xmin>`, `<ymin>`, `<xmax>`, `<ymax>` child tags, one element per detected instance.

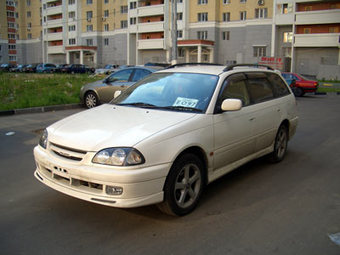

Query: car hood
<box><xmin>47</xmin><ymin>104</ymin><xmax>196</xmax><ymax>152</ymax></box>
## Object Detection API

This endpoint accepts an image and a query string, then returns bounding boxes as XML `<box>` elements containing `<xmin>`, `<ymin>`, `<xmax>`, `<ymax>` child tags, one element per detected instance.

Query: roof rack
<box><xmin>166</xmin><ymin>63</ymin><xmax>224</xmax><ymax>69</ymax></box>
<box><xmin>223</xmin><ymin>64</ymin><xmax>274</xmax><ymax>72</ymax></box>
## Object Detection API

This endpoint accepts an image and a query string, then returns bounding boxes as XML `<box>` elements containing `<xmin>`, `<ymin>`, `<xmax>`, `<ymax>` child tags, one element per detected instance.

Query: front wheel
<box><xmin>157</xmin><ymin>154</ymin><xmax>204</xmax><ymax>216</ymax></box>
<box><xmin>293</xmin><ymin>87</ymin><xmax>304</xmax><ymax>97</ymax></box>
<box><xmin>84</xmin><ymin>91</ymin><xmax>99</xmax><ymax>108</ymax></box>
<box><xmin>269</xmin><ymin>125</ymin><xmax>288</xmax><ymax>163</ymax></box>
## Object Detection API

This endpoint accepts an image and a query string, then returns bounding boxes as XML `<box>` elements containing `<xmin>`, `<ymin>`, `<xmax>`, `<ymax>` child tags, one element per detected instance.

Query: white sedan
<box><xmin>34</xmin><ymin>64</ymin><xmax>298</xmax><ymax>216</ymax></box>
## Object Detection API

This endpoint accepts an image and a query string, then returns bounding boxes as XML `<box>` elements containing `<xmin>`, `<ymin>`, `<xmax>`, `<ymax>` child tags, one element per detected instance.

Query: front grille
<box><xmin>49</xmin><ymin>142</ymin><xmax>87</xmax><ymax>161</ymax></box>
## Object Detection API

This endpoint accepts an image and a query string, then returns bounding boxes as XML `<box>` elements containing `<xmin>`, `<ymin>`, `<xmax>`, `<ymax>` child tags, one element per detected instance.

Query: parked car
<box><xmin>80</xmin><ymin>66</ymin><xmax>158</xmax><ymax>108</ymax></box>
<box><xmin>0</xmin><ymin>63</ymin><xmax>16</xmax><ymax>72</ymax></box>
<box><xmin>22</xmin><ymin>63</ymin><xmax>39</xmax><ymax>73</ymax></box>
<box><xmin>55</xmin><ymin>64</ymin><xmax>68</xmax><ymax>73</ymax></box>
<box><xmin>34</xmin><ymin>63</ymin><xmax>298</xmax><ymax>216</ymax></box>
<box><xmin>95</xmin><ymin>64</ymin><xmax>119</xmax><ymax>75</ymax></box>
<box><xmin>36</xmin><ymin>63</ymin><xmax>57</xmax><ymax>73</ymax></box>
<box><xmin>61</xmin><ymin>64</ymin><xmax>94</xmax><ymax>74</ymax></box>
<box><xmin>281</xmin><ymin>72</ymin><xmax>318</xmax><ymax>97</ymax></box>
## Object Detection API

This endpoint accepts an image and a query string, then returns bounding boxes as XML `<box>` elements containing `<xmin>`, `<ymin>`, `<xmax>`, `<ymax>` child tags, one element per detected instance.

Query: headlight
<box><xmin>39</xmin><ymin>129</ymin><xmax>48</xmax><ymax>149</ymax></box>
<box><xmin>92</xmin><ymin>148</ymin><xmax>145</xmax><ymax>166</ymax></box>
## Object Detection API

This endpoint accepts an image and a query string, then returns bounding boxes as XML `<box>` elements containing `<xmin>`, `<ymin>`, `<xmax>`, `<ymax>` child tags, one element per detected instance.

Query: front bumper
<box><xmin>34</xmin><ymin>146</ymin><xmax>170</xmax><ymax>208</ymax></box>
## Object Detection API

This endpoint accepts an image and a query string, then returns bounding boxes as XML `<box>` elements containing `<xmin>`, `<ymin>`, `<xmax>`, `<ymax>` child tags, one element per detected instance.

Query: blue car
<box><xmin>36</xmin><ymin>63</ymin><xmax>57</xmax><ymax>73</ymax></box>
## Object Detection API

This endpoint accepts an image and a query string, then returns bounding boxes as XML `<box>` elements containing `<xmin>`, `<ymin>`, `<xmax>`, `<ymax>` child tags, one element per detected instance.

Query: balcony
<box><xmin>48</xmin><ymin>45</ymin><xmax>64</xmax><ymax>54</ymax></box>
<box><xmin>138</xmin><ymin>5</ymin><xmax>164</xmax><ymax>17</ymax></box>
<box><xmin>46</xmin><ymin>5</ymin><xmax>62</xmax><ymax>16</ymax></box>
<box><xmin>296</xmin><ymin>9</ymin><xmax>340</xmax><ymax>25</ymax></box>
<box><xmin>46</xmin><ymin>19</ymin><xmax>63</xmax><ymax>28</ymax></box>
<box><xmin>294</xmin><ymin>33</ymin><xmax>340</xmax><ymax>47</ymax></box>
<box><xmin>138</xmin><ymin>39</ymin><xmax>164</xmax><ymax>50</ymax></box>
<box><xmin>275</xmin><ymin>13</ymin><xmax>294</xmax><ymax>25</ymax></box>
<box><xmin>137</xmin><ymin>22</ymin><xmax>164</xmax><ymax>33</ymax></box>
<box><xmin>46</xmin><ymin>32</ymin><xmax>63</xmax><ymax>41</ymax></box>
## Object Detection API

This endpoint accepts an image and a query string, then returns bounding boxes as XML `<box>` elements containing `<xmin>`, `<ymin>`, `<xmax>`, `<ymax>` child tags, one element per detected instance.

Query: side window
<box><xmin>108</xmin><ymin>69</ymin><xmax>134</xmax><ymax>83</ymax></box>
<box><xmin>246</xmin><ymin>72</ymin><xmax>274</xmax><ymax>104</ymax></box>
<box><xmin>131</xmin><ymin>69</ymin><xmax>151</xmax><ymax>82</ymax></box>
<box><xmin>266</xmin><ymin>73</ymin><xmax>290</xmax><ymax>97</ymax></box>
<box><xmin>217</xmin><ymin>73</ymin><xmax>250</xmax><ymax>109</ymax></box>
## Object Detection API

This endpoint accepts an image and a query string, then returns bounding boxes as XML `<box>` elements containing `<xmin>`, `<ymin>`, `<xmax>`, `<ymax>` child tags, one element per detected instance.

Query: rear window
<box><xmin>246</xmin><ymin>72</ymin><xmax>274</xmax><ymax>104</ymax></box>
<box><xmin>266</xmin><ymin>73</ymin><xmax>290</xmax><ymax>97</ymax></box>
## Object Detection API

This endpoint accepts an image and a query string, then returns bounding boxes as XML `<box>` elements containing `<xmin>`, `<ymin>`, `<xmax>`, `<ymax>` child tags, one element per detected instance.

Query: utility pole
<box><xmin>171</xmin><ymin>0</ymin><xmax>177</xmax><ymax>64</ymax></box>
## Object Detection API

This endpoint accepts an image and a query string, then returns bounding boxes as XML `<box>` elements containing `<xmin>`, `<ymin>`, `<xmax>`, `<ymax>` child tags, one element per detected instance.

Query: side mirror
<box><xmin>221</xmin><ymin>99</ymin><xmax>242</xmax><ymax>112</ymax></box>
<box><xmin>114</xmin><ymin>90</ymin><xmax>121</xmax><ymax>98</ymax></box>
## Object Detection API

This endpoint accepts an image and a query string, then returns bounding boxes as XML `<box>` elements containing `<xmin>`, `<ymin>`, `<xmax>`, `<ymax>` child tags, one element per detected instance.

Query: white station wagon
<box><xmin>34</xmin><ymin>64</ymin><xmax>298</xmax><ymax>216</ymax></box>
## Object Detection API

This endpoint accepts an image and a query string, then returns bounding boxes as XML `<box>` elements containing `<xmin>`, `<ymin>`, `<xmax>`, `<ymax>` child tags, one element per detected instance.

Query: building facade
<box><xmin>1</xmin><ymin>0</ymin><xmax>339</xmax><ymax>79</ymax></box>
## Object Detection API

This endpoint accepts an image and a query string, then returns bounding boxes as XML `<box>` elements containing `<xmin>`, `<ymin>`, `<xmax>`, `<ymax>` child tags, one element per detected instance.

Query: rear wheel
<box><xmin>269</xmin><ymin>124</ymin><xmax>288</xmax><ymax>163</ymax></box>
<box><xmin>157</xmin><ymin>154</ymin><xmax>204</xmax><ymax>216</ymax></box>
<box><xmin>84</xmin><ymin>91</ymin><xmax>99</xmax><ymax>108</ymax></box>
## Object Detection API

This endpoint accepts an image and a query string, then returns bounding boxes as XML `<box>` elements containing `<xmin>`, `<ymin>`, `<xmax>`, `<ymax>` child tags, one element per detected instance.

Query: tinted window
<box><xmin>131</xmin><ymin>69</ymin><xmax>151</xmax><ymax>82</ymax></box>
<box><xmin>108</xmin><ymin>69</ymin><xmax>134</xmax><ymax>82</ymax></box>
<box><xmin>218</xmin><ymin>73</ymin><xmax>250</xmax><ymax>108</ymax></box>
<box><xmin>266</xmin><ymin>73</ymin><xmax>290</xmax><ymax>97</ymax></box>
<box><xmin>246</xmin><ymin>72</ymin><xmax>274</xmax><ymax>104</ymax></box>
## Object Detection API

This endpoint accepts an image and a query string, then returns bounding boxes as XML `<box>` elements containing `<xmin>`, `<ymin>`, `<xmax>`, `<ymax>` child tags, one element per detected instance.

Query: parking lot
<box><xmin>0</xmin><ymin>94</ymin><xmax>339</xmax><ymax>254</ymax></box>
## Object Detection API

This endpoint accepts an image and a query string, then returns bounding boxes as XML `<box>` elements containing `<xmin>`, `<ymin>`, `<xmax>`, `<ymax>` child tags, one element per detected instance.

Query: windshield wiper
<box><xmin>117</xmin><ymin>102</ymin><xmax>157</xmax><ymax>108</ymax></box>
<box><xmin>160</xmin><ymin>106</ymin><xmax>203</xmax><ymax>113</ymax></box>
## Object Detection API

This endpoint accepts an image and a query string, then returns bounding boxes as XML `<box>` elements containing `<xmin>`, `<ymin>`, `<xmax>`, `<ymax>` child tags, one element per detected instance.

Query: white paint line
<box><xmin>329</xmin><ymin>232</ymin><xmax>340</xmax><ymax>247</ymax></box>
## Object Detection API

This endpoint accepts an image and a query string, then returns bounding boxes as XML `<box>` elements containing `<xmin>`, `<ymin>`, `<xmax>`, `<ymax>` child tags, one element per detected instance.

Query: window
<box><xmin>198</xmin><ymin>13</ymin><xmax>208</xmax><ymax>22</ymax></box>
<box><xmin>178</xmin><ymin>48</ymin><xmax>185</xmax><ymax>57</ymax></box>
<box><xmin>246</xmin><ymin>72</ymin><xmax>274</xmax><ymax>104</ymax></box>
<box><xmin>104</xmin><ymin>10</ymin><xmax>109</xmax><ymax>18</ymax></box>
<box><xmin>223</xmin><ymin>0</ymin><xmax>230</xmax><ymax>4</ymax></box>
<box><xmin>255</xmin><ymin>8</ymin><xmax>267</xmax><ymax>19</ymax></box>
<box><xmin>8</xmin><ymin>34</ymin><xmax>16</xmax><ymax>39</ymax></box>
<box><xmin>283</xmin><ymin>32</ymin><xmax>292</xmax><ymax>43</ymax></box>
<box><xmin>121</xmin><ymin>5</ymin><xmax>128</xmax><ymax>14</ymax></box>
<box><xmin>86</xmin><ymin>11</ymin><xmax>93</xmax><ymax>20</ymax></box>
<box><xmin>197</xmin><ymin>31</ymin><xmax>208</xmax><ymax>40</ymax></box>
<box><xmin>69</xmin><ymin>25</ymin><xmax>76</xmax><ymax>31</ymax></box>
<box><xmin>219</xmin><ymin>73</ymin><xmax>250</xmax><ymax>107</ymax></box>
<box><xmin>282</xmin><ymin>4</ymin><xmax>288</xmax><ymax>14</ymax></box>
<box><xmin>240</xmin><ymin>0</ymin><xmax>246</xmax><ymax>3</ymax></box>
<box><xmin>26</xmin><ymin>0</ymin><xmax>31</xmax><ymax>6</ymax></box>
<box><xmin>198</xmin><ymin>0</ymin><xmax>208</xmax><ymax>4</ymax></box>
<box><xmin>68</xmin><ymin>0</ymin><xmax>75</xmax><ymax>4</ymax></box>
<box><xmin>104</xmin><ymin>0</ymin><xmax>109</xmax><ymax>3</ymax></box>
<box><xmin>177</xmin><ymin>13</ymin><xmax>183</xmax><ymax>21</ymax></box>
<box><xmin>130</xmin><ymin>2</ymin><xmax>137</xmax><ymax>9</ymax></box>
<box><xmin>177</xmin><ymin>30</ymin><xmax>183</xmax><ymax>38</ymax></box>
<box><xmin>8</xmin><ymin>44</ymin><xmax>16</xmax><ymax>49</ymax></box>
<box><xmin>28</xmin><ymin>33</ymin><xmax>32</xmax><ymax>39</ymax></box>
<box><xmin>240</xmin><ymin>11</ymin><xmax>246</xmax><ymax>20</ymax></box>
<box><xmin>121</xmin><ymin>20</ymin><xmax>128</xmax><ymax>28</ymax></box>
<box><xmin>222</xmin><ymin>31</ymin><xmax>230</xmax><ymax>40</ymax></box>
<box><xmin>69</xmin><ymin>12</ymin><xmax>75</xmax><ymax>19</ymax></box>
<box><xmin>329</xmin><ymin>27</ymin><xmax>339</xmax><ymax>33</ymax></box>
<box><xmin>86</xmin><ymin>0</ymin><xmax>92</xmax><ymax>4</ymax></box>
<box><xmin>222</xmin><ymin>12</ymin><xmax>230</xmax><ymax>22</ymax></box>
<box><xmin>253</xmin><ymin>46</ymin><xmax>266</xmax><ymax>57</ymax></box>
<box><xmin>130</xmin><ymin>17</ymin><xmax>136</xmax><ymax>25</ymax></box>
<box><xmin>86</xmin><ymin>25</ymin><xmax>93</xmax><ymax>32</ymax></box>
<box><xmin>104</xmin><ymin>38</ymin><xmax>109</xmax><ymax>46</ymax></box>
<box><xmin>107</xmin><ymin>69</ymin><xmax>134</xmax><ymax>83</ymax></box>
<box><xmin>131</xmin><ymin>69</ymin><xmax>151</xmax><ymax>82</ymax></box>
<box><xmin>7</xmin><ymin>22</ymin><xmax>15</xmax><ymax>28</ymax></box>
<box><xmin>69</xmin><ymin>38</ymin><xmax>76</xmax><ymax>45</ymax></box>
<box><xmin>86</xmin><ymin>39</ymin><xmax>93</xmax><ymax>46</ymax></box>
<box><xmin>28</xmin><ymin>23</ymin><xmax>32</xmax><ymax>29</ymax></box>
<box><xmin>104</xmin><ymin>24</ymin><xmax>109</xmax><ymax>31</ymax></box>
<box><xmin>9</xmin><ymin>56</ymin><xmax>16</xmax><ymax>61</ymax></box>
<box><xmin>266</xmin><ymin>73</ymin><xmax>290</xmax><ymax>98</ymax></box>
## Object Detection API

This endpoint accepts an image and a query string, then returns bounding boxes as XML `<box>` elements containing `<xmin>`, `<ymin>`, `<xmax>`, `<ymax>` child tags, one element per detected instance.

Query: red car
<box><xmin>282</xmin><ymin>72</ymin><xmax>318</xmax><ymax>97</ymax></box>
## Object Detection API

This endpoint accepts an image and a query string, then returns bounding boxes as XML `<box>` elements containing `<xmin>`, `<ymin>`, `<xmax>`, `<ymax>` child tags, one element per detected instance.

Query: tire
<box><xmin>157</xmin><ymin>154</ymin><xmax>204</xmax><ymax>216</ymax></box>
<box><xmin>293</xmin><ymin>87</ymin><xmax>304</xmax><ymax>97</ymax></box>
<box><xmin>84</xmin><ymin>91</ymin><xmax>99</xmax><ymax>108</ymax></box>
<box><xmin>269</xmin><ymin>124</ymin><xmax>288</xmax><ymax>163</ymax></box>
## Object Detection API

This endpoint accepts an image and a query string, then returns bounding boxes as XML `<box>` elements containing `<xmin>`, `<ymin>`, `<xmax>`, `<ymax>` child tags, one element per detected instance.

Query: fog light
<box><xmin>106</xmin><ymin>185</ymin><xmax>123</xmax><ymax>195</ymax></box>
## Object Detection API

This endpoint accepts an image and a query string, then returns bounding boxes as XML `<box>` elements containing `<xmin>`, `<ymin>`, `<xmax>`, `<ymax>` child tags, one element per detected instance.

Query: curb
<box><xmin>0</xmin><ymin>103</ymin><xmax>83</xmax><ymax>117</ymax></box>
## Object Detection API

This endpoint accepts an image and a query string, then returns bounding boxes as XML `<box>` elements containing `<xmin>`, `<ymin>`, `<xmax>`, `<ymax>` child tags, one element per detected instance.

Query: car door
<box><xmin>213</xmin><ymin>73</ymin><xmax>256</xmax><ymax>172</ymax></box>
<box><xmin>97</xmin><ymin>68</ymin><xmax>135</xmax><ymax>103</ymax></box>
<box><xmin>245</xmin><ymin>72</ymin><xmax>280</xmax><ymax>152</ymax></box>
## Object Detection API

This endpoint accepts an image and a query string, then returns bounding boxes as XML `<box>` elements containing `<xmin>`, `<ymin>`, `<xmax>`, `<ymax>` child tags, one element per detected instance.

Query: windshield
<box><xmin>111</xmin><ymin>72</ymin><xmax>219</xmax><ymax>113</ymax></box>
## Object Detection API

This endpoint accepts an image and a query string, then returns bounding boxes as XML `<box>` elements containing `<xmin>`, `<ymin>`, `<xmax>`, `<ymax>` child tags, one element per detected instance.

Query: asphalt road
<box><xmin>0</xmin><ymin>95</ymin><xmax>339</xmax><ymax>255</ymax></box>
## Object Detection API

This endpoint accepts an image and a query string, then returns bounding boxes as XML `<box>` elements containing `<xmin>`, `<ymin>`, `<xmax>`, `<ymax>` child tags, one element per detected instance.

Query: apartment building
<box><xmin>273</xmin><ymin>0</ymin><xmax>340</xmax><ymax>79</ymax></box>
<box><xmin>1</xmin><ymin>0</ymin><xmax>339</xmax><ymax>79</ymax></box>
